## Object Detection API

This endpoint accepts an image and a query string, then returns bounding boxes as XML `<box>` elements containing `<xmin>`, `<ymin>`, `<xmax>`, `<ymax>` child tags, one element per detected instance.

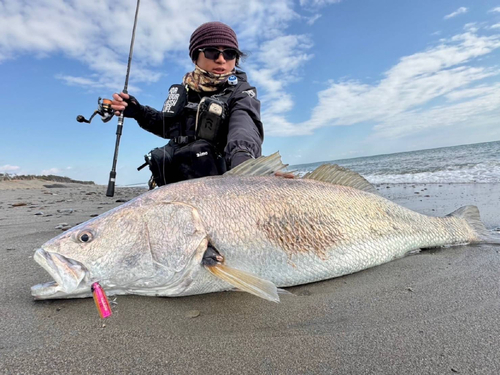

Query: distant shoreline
<box><xmin>0</xmin><ymin>174</ymin><xmax>94</xmax><ymax>185</ymax></box>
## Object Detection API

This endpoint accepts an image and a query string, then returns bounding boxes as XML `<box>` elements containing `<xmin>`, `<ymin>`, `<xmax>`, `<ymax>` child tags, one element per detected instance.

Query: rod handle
<box><xmin>106</xmin><ymin>171</ymin><xmax>116</xmax><ymax>197</ymax></box>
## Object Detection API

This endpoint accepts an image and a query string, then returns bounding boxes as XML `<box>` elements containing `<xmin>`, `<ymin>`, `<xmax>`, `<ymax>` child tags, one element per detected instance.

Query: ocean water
<box><xmin>290</xmin><ymin>141</ymin><xmax>500</xmax><ymax>184</ymax></box>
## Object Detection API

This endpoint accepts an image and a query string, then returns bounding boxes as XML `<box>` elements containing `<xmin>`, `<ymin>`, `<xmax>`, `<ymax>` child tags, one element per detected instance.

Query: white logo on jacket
<box><xmin>196</xmin><ymin>151</ymin><xmax>208</xmax><ymax>158</ymax></box>
<box><xmin>242</xmin><ymin>89</ymin><xmax>256</xmax><ymax>98</ymax></box>
<box><xmin>162</xmin><ymin>87</ymin><xmax>180</xmax><ymax>113</ymax></box>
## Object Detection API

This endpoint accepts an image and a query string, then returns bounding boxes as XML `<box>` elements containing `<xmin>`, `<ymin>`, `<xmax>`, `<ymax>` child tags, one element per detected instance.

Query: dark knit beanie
<box><xmin>189</xmin><ymin>22</ymin><xmax>239</xmax><ymax>60</ymax></box>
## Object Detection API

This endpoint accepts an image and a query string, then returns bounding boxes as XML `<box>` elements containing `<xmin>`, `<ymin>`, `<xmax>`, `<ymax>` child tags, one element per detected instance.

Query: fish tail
<box><xmin>447</xmin><ymin>206</ymin><xmax>500</xmax><ymax>244</ymax></box>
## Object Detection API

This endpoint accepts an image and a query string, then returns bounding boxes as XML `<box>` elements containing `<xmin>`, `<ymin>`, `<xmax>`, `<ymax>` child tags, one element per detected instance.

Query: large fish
<box><xmin>31</xmin><ymin>154</ymin><xmax>498</xmax><ymax>301</ymax></box>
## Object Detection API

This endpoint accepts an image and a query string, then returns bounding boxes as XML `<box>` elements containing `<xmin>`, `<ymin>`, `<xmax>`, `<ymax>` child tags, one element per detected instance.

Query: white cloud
<box><xmin>300</xmin><ymin>0</ymin><xmax>342</xmax><ymax>6</ymax></box>
<box><xmin>444</xmin><ymin>84</ymin><xmax>498</xmax><ymax>101</ymax></box>
<box><xmin>0</xmin><ymin>0</ymin><xmax>301</xmax><ymax>89</ymax></box>
<box><xmin>372</xmin><ymin>86</ymin><xmax>500</xmax><ymax>139</ymax></box>
<box><xmin>0</xmin><ymin>165</ymin><xmax>20</xmax><ymax>172</ymax></box>
<box><xmin>444</xmin><ymin>7</ymin><xmax>468</xmax><ymax>20</ymax></box>
<box><xmin>489</xmin><ymin>7</ymin><xmax>500</xmax><ymax>13</ymax></box>
<box><xmin>1</xmin><ymin>1</ymin><xmax>499</xmax><ymax>147</ymax></box>
<box><xmin>264</xmin><ymin>30</ymin><xmax>500</xmax><ymax>138</ymax></box>
<box><xmin>464</xmin><ymin>22</ymin><xmax>479</xmax><ymax>32</ymax></box>
<box><xmin>248</xmin><ymin>34</ymin><xmax>314</xmax><ymax>118</ymax></box>
<box><xmin>0</xmin><ymin>0</ymin><xmax>323</xmax><ymax>138</ymax></box>
<box><xmin>41</xmin><ymin>168</ymin><xmax>62</xmax><ymax>175</ymax></box>
<box><xmin>242</xmin><ymin>34</ymin><xmax>314</xmax><ymax>137</ymax></box>
<box><xmin>491</xmin><ymin>23</ymin><xmax>500</xmax><ymax>30</ymax></box>
<box><xmin>306</xmin><ymin>14</ymin><xmax>322</xmax><ymax>25</ymax></box>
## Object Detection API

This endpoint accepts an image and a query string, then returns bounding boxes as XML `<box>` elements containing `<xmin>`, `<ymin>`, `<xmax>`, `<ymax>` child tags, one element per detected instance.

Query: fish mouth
<box><xmin>31</xmin><ymin>248</ymin><xmax>90</xmax><ymax>299</ymax></box>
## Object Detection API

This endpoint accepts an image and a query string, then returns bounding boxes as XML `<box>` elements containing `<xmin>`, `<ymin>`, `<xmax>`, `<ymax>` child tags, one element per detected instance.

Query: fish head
<box><xmin>31</xmin><ymin>197</ymin><xmax>208</xmax><ymax>299</ymax></box>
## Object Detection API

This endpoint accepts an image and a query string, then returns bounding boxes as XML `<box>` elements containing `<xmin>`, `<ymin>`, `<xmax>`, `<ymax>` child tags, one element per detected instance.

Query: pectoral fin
<box><xmin>202</xmin><ymin>244</ymin><xmax>280</xmax><ymax>303</ymax></box>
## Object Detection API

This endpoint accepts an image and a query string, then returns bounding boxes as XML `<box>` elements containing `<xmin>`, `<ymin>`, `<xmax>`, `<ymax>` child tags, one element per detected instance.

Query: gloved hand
<box><xmin>230</xmin><ymin>150</ymin><xmax>253</xmax><ymax>169</ymax></box>
<box><xmin>111</xmin><ymin>92</ymin><xmax>141</xmax><ymax>118</ymax></box>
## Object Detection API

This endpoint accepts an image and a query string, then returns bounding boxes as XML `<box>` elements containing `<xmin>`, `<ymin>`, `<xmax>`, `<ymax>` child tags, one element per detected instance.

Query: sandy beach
<box><xmin>1</xmin><ymin>179</ymin><xmax>499</xmax><ymax>374</ymax></box>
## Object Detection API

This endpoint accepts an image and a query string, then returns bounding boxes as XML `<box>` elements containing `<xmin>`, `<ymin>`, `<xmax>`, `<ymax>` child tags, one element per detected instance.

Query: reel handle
<box><xmin>76</xmin><ymin>115</ymin><xmax>89</xmax><ymax>123</ymax></box>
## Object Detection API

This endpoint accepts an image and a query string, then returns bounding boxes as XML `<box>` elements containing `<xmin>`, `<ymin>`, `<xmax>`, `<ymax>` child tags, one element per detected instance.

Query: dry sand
<box><xmin>0</xmin><ymin>180</ymin><xmax>499</xmax><ymax>374</ymax></box>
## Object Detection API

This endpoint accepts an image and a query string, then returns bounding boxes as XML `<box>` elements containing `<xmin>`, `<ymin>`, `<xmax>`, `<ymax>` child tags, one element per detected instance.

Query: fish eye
<box><xmin>78</xmin><ymin>231</ymin><xmax>93</xmax><ymax>243</ymax></box>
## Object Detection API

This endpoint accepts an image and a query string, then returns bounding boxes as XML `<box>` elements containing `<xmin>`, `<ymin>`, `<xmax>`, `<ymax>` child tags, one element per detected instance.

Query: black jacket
<box><xmin>132</xmin><ymin>70</ymin><xmax>263</xmax><ymax>169</ymax></box>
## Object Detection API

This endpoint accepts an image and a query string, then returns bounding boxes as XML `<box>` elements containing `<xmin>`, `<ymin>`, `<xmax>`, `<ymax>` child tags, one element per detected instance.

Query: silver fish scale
<box><xmin>148</xmin><ymin>176</ymin><xmax>478</xmax><ymax>293</ymax></box>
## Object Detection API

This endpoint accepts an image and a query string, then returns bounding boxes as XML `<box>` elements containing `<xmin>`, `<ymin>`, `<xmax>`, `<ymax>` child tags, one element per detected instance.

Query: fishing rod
<box><xmin>106</xmin><ymin>0</ymin><xmax>141</xmax><ymax>197</ymax></box>
<box><xmin>76</xmin><ymin>0</ymin><xmax>141</xmax><ymax>197</ymax></box>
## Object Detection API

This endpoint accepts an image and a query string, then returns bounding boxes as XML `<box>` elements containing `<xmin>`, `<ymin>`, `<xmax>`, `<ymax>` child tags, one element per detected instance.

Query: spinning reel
<box><xmin>76</xmin><ymin>97</ymin><xmax>114</xmax><ymax>124</ymax></box>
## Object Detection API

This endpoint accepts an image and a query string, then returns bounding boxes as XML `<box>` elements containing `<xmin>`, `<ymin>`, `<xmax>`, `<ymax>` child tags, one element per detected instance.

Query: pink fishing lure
<box><xmin>91</xmin><ymin>282</ymin><xmax>112</xmax><ymax>319</ymax></box>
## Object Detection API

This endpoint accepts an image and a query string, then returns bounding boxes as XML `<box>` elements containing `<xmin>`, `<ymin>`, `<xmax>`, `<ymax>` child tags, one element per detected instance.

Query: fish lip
<box><xmin>31</xmin><ymin>248</ymin><xmax>90</xmax><ymax>299</ymax></box>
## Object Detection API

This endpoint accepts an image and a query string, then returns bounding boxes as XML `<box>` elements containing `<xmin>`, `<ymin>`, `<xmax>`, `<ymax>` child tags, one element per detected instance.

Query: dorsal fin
<box><xmin>303</xmin><ymin>164</ymin><xmax>378</xmax><ymax>195</ymax></box>
<box><xmin>224</xmin><ymin>153</ymin><xmax>378</xmax><ymax>195</ymax></box>
<box><xmin>224</xmin><ymin>152</ymin><xmax>288</xmax><ymax>177</ymax></box>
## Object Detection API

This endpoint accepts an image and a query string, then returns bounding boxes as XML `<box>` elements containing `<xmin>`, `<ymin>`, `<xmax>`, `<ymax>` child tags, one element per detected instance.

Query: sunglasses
<box><xmin>198</xmin><ymin>47</ymin><xmax>239</xmax><ymax>61</ymax></box>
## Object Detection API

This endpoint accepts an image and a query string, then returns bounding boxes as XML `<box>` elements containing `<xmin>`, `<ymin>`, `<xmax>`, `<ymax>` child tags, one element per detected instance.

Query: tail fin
<box><xmin>447</xmin><ymin>206</ymin><xmax>500</xmax><ymax>244</ymax></box>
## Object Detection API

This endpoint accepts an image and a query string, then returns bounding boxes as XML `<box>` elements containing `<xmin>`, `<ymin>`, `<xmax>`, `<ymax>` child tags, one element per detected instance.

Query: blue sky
<box><xmin>1</xmin><ymin>0</ymin><xmax>500</xmax><ymax>185</ymax></box>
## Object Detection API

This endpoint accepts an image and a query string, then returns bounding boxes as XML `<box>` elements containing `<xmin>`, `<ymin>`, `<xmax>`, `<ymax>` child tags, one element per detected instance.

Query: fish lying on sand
<box><xmin>31</xmin><ymin>153</ymin><xmax>499</xmax><ymax>301</ymax></box>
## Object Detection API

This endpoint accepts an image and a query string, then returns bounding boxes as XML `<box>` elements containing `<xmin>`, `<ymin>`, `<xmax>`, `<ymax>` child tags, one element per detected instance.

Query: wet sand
<box><xmin>1</xmin><ymin>180</ymin><xmax>499</xmax><ymax>374</ymax></box>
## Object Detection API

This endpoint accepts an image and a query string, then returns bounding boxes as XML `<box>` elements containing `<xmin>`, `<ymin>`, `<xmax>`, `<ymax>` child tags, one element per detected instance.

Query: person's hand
<box><xmin>111</xmin><ymin>92</ymin><xmax>129</xmax><ymax>116</ymax></box>
<box><xmin>274</xmin><ymin>171</ymin><xmax>295</xmax><ymax>179</ymax></box>
<box><xmin>110</xmin><ymin>92</ymin><xmax>140</xmax><ymax>117</ymax></box>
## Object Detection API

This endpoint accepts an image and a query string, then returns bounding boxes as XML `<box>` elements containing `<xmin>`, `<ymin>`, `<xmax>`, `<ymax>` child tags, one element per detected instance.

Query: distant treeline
<box><xmin>0</xmin><ymin>173</ymin><xmax>94</xmax><ymax>185</ymax></box>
